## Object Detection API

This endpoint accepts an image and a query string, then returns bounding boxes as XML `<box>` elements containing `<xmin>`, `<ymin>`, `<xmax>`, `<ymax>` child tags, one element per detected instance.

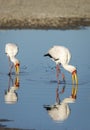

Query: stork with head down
<box><xmin>5</xmin><ymin>43</ymin><xmax>20</xmax><ymax>75</ymax></box>
<box><xmin>44</xmin><ymin>45</ymin><xmax>78</xmax><ymax>84</ymax></box>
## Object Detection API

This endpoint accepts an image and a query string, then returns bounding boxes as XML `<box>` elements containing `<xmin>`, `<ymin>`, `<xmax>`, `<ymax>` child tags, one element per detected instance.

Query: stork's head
<box><xmin>72</xmin><ymin>70</ymin><xmax>78</xmax><ymax>85</ymax></box>
<box><xmin>14</xmin><ymin>60</ymin><xmax>20</xmax><ymax>75</ymax></box>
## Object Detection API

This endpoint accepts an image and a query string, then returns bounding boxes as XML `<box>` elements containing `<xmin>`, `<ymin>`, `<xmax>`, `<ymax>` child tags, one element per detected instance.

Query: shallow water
<box><xmin>0</xmin><ymin>28</ymin><xmax>90</xmax><ymax>130</ymax></box>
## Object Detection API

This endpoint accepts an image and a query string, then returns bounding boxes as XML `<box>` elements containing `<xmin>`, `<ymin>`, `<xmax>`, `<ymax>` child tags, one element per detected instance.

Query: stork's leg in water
<box><xmin>62</xmin><ymin>73</ymin><xmax>66</xmax><ymax>83</ymax></box>
<box><xmin>7</xmin><ymin>56</ymin><xmax>11</xmax><ymax>75</ymax></box>
<box><xmin>8</xmin><ymin>63</ymin><xmax>14</xmax><ymax>76</ymax></box>
<box><xmin>56</xmin><ymin>64</ymin><xmax>66</xmax><ymax>84</ymax></box>
<box><xmin>7</xmin><ymin>56</ymin><xmax>10</xmax><ymax>68</ymax></box>
<box><xmin>56</xmin><ymin>64</ymin><xmax>60</xmax><ymax>84</ymax></box>
<box><xmin>56</xmin><ymin>86</ymin><xmax>60</xmax><ymax>104</ymax></box>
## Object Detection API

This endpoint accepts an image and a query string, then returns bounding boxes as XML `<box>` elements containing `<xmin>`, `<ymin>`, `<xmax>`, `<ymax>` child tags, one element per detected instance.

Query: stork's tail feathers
<box><xmin>44</xmin><ymin>53</ymin><xmax>52</xmax><ymax>58</ymax></box>
<box><xmin>44</xmin><ymin>53</ymin><xmax>49</xmax><ymax>56</ymax></box>
<box><xmin>43</xmin><ymin>105</ymin><xmax>52</xmax><ymax>110</ymax></box>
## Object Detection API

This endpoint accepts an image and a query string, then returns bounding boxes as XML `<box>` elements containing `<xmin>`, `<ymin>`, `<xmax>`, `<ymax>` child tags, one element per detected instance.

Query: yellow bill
<box><xmin>72</xmin><ymin>70</ymin><xmax>78</xmax><ymax>85</ymax></box>
<box><xmin>15</xmin><ymin>63</ymin><xmax>20</xmax><ymax>75</ymax></box>
<box><xmin>14</xmin><ymin>76</ymin><xmax>20</xmax><ymax>87</ymax></box>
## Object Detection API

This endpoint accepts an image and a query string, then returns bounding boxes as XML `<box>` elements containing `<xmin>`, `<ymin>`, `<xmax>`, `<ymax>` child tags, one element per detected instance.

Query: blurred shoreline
<box><xmin>0</xmin><ymin>0</ymin><xmax>90</xmax><ymax>29</ymax></box>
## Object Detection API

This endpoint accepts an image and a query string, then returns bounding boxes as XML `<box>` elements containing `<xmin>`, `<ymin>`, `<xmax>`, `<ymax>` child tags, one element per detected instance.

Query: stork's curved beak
<box><xmin>14</xmin><ymin>76</ymin><xmax>20</xmax><ymax>87</ymax></box>
<box><xmin>72</xmin><ymin>70</ymin><xmax>78</xmax><ymax>85</ymax></box>
<box><xmin>15</xmin><ymin>63</ymin><xmax>20</xmax><ymax>75</ymax></box>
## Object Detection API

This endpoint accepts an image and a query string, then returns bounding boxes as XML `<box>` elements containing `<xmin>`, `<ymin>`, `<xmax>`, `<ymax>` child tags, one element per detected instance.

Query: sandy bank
<box><xmin>0</xmin><ymin>0</ymin><xmax>90</xmax><ymax>29</ymax></box>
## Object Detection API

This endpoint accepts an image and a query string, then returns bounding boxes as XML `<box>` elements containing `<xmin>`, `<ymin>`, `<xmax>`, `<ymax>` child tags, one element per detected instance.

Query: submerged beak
<box><xmin>14</xmin><ymin>76</ymin><xmax>20</xmax><ymax>87</ymax></box>
<box><xmin>15</xmin><ymin>63</ymin><xmax>20</xmax><ymax>75</ymax></box>
<box><xmin>71</xmin><ymin>84</ymin><xmax>78</xmax><ymax>99</ymax></box>
<box><xmin>72</xmin><ymin>70</ymin><xmax>78</xmax><ymax>85</ymax></box>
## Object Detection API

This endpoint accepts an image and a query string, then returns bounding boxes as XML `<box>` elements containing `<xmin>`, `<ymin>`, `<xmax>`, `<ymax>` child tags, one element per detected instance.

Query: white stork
<box><xmin>44</xmin><ymin>45</ymin><xmax>78</xmax><ymax>84</ymax></box>
<box><xmin>5</xmin><ymin>43</ymin><xmax>20</xmax><ymax>75</ymax></box>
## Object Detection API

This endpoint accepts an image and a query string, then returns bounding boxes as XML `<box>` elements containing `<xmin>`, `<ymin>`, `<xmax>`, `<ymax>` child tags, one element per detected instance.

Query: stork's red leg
<box><xmin>62</xmin><ymin>73</ymin><xmax>65</xmax><ymax>82</ymax></box>
<box><xmin>8</xmin><ymin>63</ymin><xmax>14</xmax><ymax>75</ymax></box>
<box><xmin>56</xmin><ymin>64</ymin><xmax>60</xmax><ymax>83</ymax></box>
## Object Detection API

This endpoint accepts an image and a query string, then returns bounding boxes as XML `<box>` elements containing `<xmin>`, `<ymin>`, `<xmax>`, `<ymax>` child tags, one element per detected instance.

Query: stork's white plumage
<box><xmin>5</xmin><ymin>76</ymin><xmax>19</xmax><ymax>104</ymax></box>
<box><xmin>44</xmin><ymin>97</ymin><xmax>75</xmax><ymax>122</ymax></box>
<box><xmin>5</xmin><ymin>43</ymin><xmax>20</xmax><ymax>75</ymax></box>
<box><xmin>44</xmin><ymin>82</ymin><xmax>78</xmax><ymax>122</ymax></box>
<box><xmin>44</xmin><ymin>45</ymin><xmax>78</xmax><ymax>84</ymax></box>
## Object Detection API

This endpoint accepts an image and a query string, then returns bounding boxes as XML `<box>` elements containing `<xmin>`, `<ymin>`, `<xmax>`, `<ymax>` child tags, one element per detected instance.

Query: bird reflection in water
<box><xmin>4</xmin><ymin>75</ymin><xmax>20</xmax><ymax>104</ymax></box>
<box><xmin>44</xmin><ymin>82</ymin><xmax>78</xmax><ymax>122</ymax></box>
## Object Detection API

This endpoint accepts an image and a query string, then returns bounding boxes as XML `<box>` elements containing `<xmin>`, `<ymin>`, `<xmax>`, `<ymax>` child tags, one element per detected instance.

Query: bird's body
<box><xmin>5</xmin><ymin>43</ymin><xmax>18</xmax><ymax>58</ymax></box>
<box><xmin>5</xmin><ymin>43</ymin><xmax>20</xmax><ymax>75</ymax></box>
<box><xmin>44</xmin><ymin>45</ymin><xmax>78</xmax><ymax>84</ymax></box>
<box><xmin>47</xmin><ymin>46</ymin><xmax>70</xmax><ymax>64</ymax></box>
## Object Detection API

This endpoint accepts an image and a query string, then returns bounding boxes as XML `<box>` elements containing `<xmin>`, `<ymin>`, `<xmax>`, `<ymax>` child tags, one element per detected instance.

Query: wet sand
<box><xmin>0</xmin><ymin>0</ymin><xmax>90</xmax><ymax>29</ymax></box>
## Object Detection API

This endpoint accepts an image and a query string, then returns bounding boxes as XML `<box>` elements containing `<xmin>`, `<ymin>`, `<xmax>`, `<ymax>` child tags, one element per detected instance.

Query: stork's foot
<box><xmin>58</xmin><ymin>80</ymin><xmax>60</xmax><ymax>84</ymax></box>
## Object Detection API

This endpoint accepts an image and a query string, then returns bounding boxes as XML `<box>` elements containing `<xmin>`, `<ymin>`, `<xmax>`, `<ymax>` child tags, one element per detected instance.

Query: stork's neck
<box><xmin>10</xmin><ymin>56</ymin><xmax>18</xmax><ymax>65</ymax></box>
<box><xmin>62</xmin><ymin>64</ymin><xmax>76</xmax><ymax>73</ymax></box>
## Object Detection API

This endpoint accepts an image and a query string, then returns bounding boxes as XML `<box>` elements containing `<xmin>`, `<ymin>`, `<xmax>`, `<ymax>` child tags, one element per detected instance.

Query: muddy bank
<box><xmin>0</xmin><ymin>0</ymin><xmax>90</xmax><ymax>29</ymax></box>
<box><xmin>0</xmin><ymin>17</ymin><xmax>90</xmax><ymax>29</ymax></box>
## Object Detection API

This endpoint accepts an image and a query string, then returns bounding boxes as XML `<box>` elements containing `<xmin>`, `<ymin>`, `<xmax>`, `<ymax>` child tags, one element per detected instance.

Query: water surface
<box><xmin>0</xmin><ymin>28</ymin><xmax>90</xmax><ymax>130</ymax></box>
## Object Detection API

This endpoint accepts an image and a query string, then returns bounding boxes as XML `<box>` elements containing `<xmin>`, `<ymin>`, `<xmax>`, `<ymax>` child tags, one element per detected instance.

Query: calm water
<box><xmin>0</xmin><ymin>28</ymin><xmax>90</xmax><ymax>130</ymax></box>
